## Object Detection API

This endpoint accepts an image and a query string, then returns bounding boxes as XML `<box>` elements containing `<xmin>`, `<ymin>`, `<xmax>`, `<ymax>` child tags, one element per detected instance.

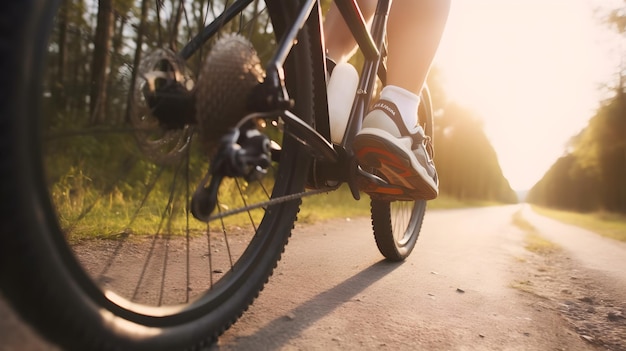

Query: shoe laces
<box><xmin>410</xmin><ymin>127</ymin><xmax>435</xmax><ymax>161</ymax></box>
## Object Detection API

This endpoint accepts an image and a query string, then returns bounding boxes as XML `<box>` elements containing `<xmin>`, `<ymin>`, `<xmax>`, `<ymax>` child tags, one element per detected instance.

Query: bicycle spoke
<box><xmin>62</xmin><ymin>156</ymin><xmax>137</xmax><ymax>237</ymax></box>
<box><xmin>132</xmin><ymin>232</ymin><xmax>162</xmax><ymax>302</ymax></box>
<box><xmin>234</xmin><ymin>178</ymin><xmax>258</xmax><ymax>232</ymax></box>
<box><xmin>94</xmin><ymin>166</ymin><xmax>164</xmax><ymax>280</ymax></box>
<box><xmin>41</xmin><ymin>0</ymin><xmax>313</xmax><ymax>319</ymax></box>
<box><xmin>218</xmin><ymin>205</ymin><xmax>235</xmax><ymax>269</ymax></box>
<box><xmin>157</xmin><ymin>233</ymin><xmax>171</xmax><ymax>306</ymax></box>
<box><xmin>127</xmin><ymin>166</ymin><xmax>167</xmax><ymax>228</ymax></box>
<box><xmin>184</xmin><ymin>145</ymin><xmax>192</xmax><ymax>303</ymax></box>
<box><xmin>205</xmin><ymin>221</ymin><xmax>214</xmax><ymax>286</ymax></box>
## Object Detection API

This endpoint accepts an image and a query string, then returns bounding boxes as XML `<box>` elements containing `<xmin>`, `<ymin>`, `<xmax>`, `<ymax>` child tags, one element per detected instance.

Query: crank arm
<box><xmin>279</xmin><ymin>110</ymin><xmax>338</xmax><ymax>163</ymax></box>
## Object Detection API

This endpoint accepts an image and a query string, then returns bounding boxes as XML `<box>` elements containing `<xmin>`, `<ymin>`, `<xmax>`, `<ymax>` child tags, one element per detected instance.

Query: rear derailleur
<box><xmin>191</xmin><ymin>124</ymin><xmax>272</xmax><ymax>222</ymax></box>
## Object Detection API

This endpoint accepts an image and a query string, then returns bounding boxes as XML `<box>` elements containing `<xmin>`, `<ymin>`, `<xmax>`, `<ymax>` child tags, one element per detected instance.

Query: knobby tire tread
<box><xmin>369</xmin><ymin>88</ymin><xmax>433</xmax><ymax>261</ymax></box>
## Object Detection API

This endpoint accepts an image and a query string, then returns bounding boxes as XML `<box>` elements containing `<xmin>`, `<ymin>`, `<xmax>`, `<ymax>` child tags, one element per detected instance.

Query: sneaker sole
<box><xmin>354</xmin><ymin>130</ymin><xmax>438</xmax><ymax>200</ymax></box>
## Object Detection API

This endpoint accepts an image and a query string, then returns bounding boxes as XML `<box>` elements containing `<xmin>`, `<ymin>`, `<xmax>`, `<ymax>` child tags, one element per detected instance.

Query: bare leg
<box><xmin>324</xmin><ymin>0</ymin><xmax>450</xmax><ymax>93</ymax></box>
<box><xmin>324</xmin><ymin>0</ymin><xmax>377</xmax><ymax>63</ymax></box>
<box><xmin>386</xmin><ymin>0</ymin><xmax>450</xmax><ymax>94</ymax></box>
<box><xmin>351</xmin><ymin>0</ymin><xmax>449</xmax><ymax>198</ymax></box>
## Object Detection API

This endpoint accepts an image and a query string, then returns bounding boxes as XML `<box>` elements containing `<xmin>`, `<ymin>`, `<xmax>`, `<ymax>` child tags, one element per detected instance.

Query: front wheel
<box><xmin>370</xmin><ymin>86</ymin><xmax>434</xmax><ymax>261</ymax></box>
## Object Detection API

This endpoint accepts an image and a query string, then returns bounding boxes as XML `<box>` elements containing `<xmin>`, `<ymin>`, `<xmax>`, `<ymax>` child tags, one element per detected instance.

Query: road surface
<box><xmin>1</xmin><ymin>205</ymin><xmax>624</xmax><ymax>350</ymax></box>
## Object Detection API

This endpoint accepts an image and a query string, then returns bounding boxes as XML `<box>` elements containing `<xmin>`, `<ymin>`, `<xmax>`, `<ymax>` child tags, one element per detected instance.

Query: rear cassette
<box><xmin>195</xmin><ymin>34</ymin><xmax>265</xmax><ymax>151</ymax></box>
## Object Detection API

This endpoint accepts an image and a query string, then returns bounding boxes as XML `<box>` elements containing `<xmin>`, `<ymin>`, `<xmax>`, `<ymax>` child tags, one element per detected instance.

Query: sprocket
<box><xmin>195</xmin><ymin>34</ymin><xmax>265</xmax><ymax>151</ymax></box>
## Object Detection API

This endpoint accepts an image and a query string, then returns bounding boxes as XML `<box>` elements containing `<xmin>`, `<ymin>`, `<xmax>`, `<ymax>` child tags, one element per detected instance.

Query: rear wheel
<box><xmin>371</xmin><ymin>86</ymin><xmax>434</xmax><ymax>261</ymax></box>
<box><xmin>0</xmin><ymin>0</ymin><xmax>314</xmax><ymax>349</ymax></box>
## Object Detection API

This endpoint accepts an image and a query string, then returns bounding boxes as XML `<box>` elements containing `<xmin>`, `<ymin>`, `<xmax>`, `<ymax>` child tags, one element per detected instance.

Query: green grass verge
<box><xmin>531</xmin><ymin>206</ymin><xmax>626</xmax><ymax>242</ymax></box>
<box><xmin>58</xmin><ymin>180</ymin><xmax>514</xmax><ymax>240</ymax></box>
<box><xmin>509</xmin><ymin>210</ymin><xmax>559</xmax><ymax>297</ymax></box>
<box><xmin>299</xmin><ymin>185</ymin><xmax>506</xmax><ymax>223</ymax></box>
<box><xmin>299</xmin><ymin>185</ymin><xmax>371</xmax><ymax>223</ymax></box>
<box><xmin>428</xmin><ymin>196</ymin><xmax>503</xmax><ymax>209</ymax></box>
<box><xmin>512</xmin><ymin>210</ymin><xmax>558</xmax><ymax>255</ymax></box>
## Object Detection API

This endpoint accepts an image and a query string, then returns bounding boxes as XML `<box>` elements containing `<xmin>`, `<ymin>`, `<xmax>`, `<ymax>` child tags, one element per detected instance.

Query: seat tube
<box><xmin>340</xmin><ymin>0</ymin><xmax>391</xmax><ymax>148</ymax></box>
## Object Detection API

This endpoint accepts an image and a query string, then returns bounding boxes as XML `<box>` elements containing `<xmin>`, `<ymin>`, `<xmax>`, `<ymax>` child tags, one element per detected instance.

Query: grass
<box><xmin>524</xmin><ymin>231</ymin><xmax>558</xmax><ymax>255</ymax></box>
<box><xmin>531</xmin><ymin>206</ymin><xmax>626</xmax><ymax>242</ymax></box>
<box><xmin>509</xmin><ymin>210</ymin><xmax>559</xmax><ymax>297</ymax></box>
<box><xmin>55</xmin><ymin>175</ymin><xmax>515</xmax><ymax>240</ymax></box>
<box><xmin>299</xmin><ymin>186</ymin><xmax>505</xmax><ymax>223</ymax></box>
<box><xmin>510</xmin><ymin>279</ymin><xmax>535</xmax><ymax>294</ymax></box>
<box><xmin>299</xmin><ymin>185</ymin><xmax>371</xmax><ymax>223</ymax></box>
<box><xmin>511</xmin><ymin>210</ymin><xmax>558</xmax><ymax>255</ymax></box>
<box><xmin>427</xmin><ymin>196</ymin><xmax>503</xmax><ymax>209</ymax></box>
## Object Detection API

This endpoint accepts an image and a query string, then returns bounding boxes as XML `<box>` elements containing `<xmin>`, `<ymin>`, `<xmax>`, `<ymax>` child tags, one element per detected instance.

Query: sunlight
<box><xmin>435</xmin><ymin>0</ymin><xmax>621</xmax><ymax>191</ymax></box>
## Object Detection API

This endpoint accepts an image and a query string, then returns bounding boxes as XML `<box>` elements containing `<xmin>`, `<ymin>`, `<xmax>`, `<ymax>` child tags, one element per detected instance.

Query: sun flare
<box><xmin>434</xmin><ymin>0</ymin><xmax>620</xmax><ymax>191</ymax></box>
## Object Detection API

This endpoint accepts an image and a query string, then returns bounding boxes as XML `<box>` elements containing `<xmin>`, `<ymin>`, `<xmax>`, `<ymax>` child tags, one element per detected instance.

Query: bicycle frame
<box><xmin>326</xmin><ymin>0</ymin><xmax>392</xmax><ymax>199</ymax></box>
<box><xmin>179</xmin><ymin>0</ymin><xmax>393</xmax><ymax>199</ymax></box>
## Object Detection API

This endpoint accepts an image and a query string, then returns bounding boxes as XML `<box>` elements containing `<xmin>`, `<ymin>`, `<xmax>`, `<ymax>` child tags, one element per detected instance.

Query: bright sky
<box><xmin>434</xmin><ymin>0</ymin><xmax>621</xmax><ymax>191</ymax></box>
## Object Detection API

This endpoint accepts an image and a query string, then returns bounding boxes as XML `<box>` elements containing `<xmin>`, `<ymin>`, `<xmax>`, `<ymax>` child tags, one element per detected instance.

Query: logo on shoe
<box><xmin>373</xmin><ymin>102</ymin><xmax>396</xmax><ymax>116</ymax></box>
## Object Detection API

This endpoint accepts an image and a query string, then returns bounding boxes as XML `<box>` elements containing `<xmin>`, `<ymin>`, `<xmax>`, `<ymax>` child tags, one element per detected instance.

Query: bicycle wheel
<box><xmin>0</xmin><ymin>0</ymin><xmax>314</xmax><ymax>350</ymax></box>
<box><xmin>370</xmin><ymin>86</ymin><xmax>434</xmax><ymax>261</ymax></box>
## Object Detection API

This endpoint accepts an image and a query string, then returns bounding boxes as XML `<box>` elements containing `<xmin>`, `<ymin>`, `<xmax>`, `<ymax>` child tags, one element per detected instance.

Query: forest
<box><xmin>43</xmin><ymin>0</ymin><xmax>516</xmax><ymax>238</ymax></box>
<box><xmin>527</xmin><ymin>2</ymin><xmax>626</xmax><ymax>214</ymax></box>
<box><xmin>427</xmin><ymin>71</ymin><xmax>517</xmax><ymax>204</ymax></box>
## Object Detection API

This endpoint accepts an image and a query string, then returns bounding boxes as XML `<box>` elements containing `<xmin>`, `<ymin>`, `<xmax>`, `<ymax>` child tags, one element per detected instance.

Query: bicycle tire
<box><xmin>0</xmin><ymin>0</ymin><xmax>314</xmax><ymax>350</ymax></box>
<box><xmin>370</xmin><ymin>86</ymin><xmax>434</xmax><ymax>261</ymax></box>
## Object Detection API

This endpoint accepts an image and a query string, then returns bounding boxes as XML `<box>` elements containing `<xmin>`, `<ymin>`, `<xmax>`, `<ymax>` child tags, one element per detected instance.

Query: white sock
<box><xmin>379</xmin><ymin>85</ymin><xmax>420</xmax><ymax>129</ymax></box>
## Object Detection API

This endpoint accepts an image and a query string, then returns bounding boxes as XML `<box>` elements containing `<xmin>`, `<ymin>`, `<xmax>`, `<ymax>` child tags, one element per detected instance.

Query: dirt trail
<box><xmin>518</xmin><ymin>205</ymin><xmax>626</xmax><ymax>350</ymax></box>
<box><xmin>1</xmin><ymin>205</ymin><xmax>624</xmax><ymax>350</ymax></box>
<box><xmin>213</xmin><ymin>206</ymin><xmax>615</xmax><ymax>350</ymax></box>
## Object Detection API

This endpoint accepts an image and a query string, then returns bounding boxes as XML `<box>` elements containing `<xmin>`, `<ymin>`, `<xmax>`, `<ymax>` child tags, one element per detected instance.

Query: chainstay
<box><xmin>207</xmin><ymin>186</ymin><xmax>338</xmax><ymax>222</ymax></box>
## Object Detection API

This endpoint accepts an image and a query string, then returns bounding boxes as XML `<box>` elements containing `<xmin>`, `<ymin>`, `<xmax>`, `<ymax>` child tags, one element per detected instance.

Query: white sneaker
<box><xmin>353</xmin><ymin>100</ymin><xmax>439</xmax><ymax>200</ymax></box>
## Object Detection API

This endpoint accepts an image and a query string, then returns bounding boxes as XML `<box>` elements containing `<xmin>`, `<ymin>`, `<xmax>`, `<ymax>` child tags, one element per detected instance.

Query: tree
<box><xmin>433</xmin><ymin>101</ymin><xmax>517</xmax><ymax>204</ymax></box>
<box><xmin>90</xmin><ymin>0</ymin><xmax>114</xmax><ymax>124</ymax></box>
<box><xmin>528</xmin><ymin>0</ymin><xmax>626</xmax><ymax>213</ymax></box>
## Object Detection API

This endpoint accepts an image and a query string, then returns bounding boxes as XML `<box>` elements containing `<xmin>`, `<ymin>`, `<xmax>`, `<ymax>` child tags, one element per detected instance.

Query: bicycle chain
<box><xmin>207</xmin><ymin>187</ymin><xmax>337</xmax><ymax>222</ymax></box>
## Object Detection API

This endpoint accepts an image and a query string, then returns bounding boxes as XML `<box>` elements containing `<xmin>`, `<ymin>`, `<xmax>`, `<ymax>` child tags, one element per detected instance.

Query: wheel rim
<box><xmin>390</xmin><ymin>200</ymin><xmax>426</xmax><ymax>247</ymax></box>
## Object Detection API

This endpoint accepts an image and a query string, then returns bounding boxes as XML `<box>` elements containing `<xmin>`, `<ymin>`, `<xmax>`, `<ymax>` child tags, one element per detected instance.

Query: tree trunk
<box><xmin>125</xmin><ymin>0</ymin><xmax>150</xmax><ymax>123</ymax></box>
<box><xmin>90</xmin><ymin>0</ymin><xmax>114</xmax><ymax>125</ymax></box>
<box><xmin>55</xmin><ymin>0</ymin><xmax>69</xmax><ymax>111</ymax></box>
<box><xmin>109</xmin><ymin>12</ymin><xmax>127</xmax><ymax>123</ymax></box>
<box><xmin>169</xmin><ymin>0</ymin><xmax>184</xmax><ymax>50</ymax></box>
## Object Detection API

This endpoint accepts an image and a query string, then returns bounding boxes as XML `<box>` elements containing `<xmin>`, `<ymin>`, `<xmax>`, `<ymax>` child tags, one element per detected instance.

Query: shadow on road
<box><xmin>219</xmin><ymin>259</ymin><xmax>403</xmax><ymax>349</ymax></box>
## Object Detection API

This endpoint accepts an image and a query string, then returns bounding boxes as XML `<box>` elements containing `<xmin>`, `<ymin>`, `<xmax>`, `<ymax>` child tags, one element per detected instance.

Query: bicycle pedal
<box><xmin>357</xmin><ymin>176</ymin><xmax>421</xmax><ymax>202</ymax></box>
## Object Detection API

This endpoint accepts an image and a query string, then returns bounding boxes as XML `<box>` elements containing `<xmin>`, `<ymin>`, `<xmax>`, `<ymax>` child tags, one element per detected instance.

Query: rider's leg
<box><xmin>380</xmin><ymin>0</ymin><xmax>450</xmax><ymax>129</ymax></box>
<box><xmin>325</xmin><ymin>0</ymin><xmax>450</xmax><ymax>93</ymax></box>
<box><xmin>351</xmin><ymin>0</ymin><xmax>449</xmax><ymax>199</ymax></box>
<box><xmin>324</xmin><ymin>0</ymin><xmax>377</xmax><ymax>63</ymax></box>
<box><xmin>324</xmin><ymin>0</ymin><xmax>450</xmax><ymax>198</ymax></box>
<box><xmin>324</xmin><ymin>0</ymin><xmax>449</xmax><ymax>128</ymax></box>
<box><xmin>387</xmin><ymin>0</ymin><xmax>450</xmax><ymax>96</ymax></box>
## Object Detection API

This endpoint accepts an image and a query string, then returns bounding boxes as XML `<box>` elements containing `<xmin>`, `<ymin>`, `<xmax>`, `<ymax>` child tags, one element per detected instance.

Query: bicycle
<box><xmin>0</xmin><ymin>0</ymin><xmax>435</xmax><ymax>349</ymax></box>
